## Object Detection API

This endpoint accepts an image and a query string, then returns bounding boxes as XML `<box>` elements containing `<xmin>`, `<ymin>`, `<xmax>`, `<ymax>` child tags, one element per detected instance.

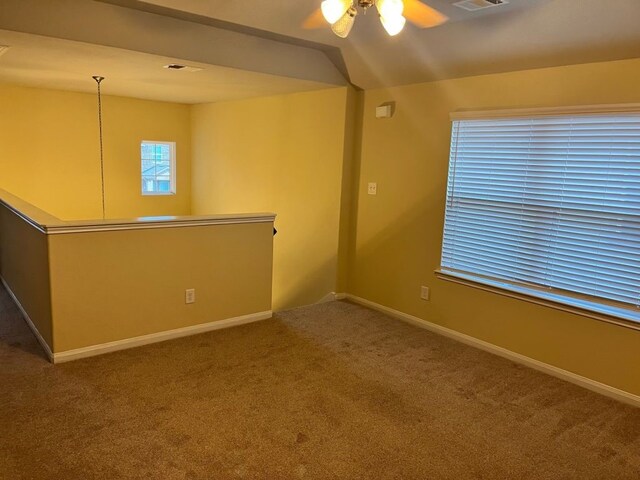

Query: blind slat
<box><xmin>443</xmin><ymin>112</ymin><xmax>640</xmax><ymax>311</ymax></box>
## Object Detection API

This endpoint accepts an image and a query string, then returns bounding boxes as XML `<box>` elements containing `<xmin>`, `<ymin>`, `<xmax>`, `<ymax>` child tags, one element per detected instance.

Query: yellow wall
<box><xmin>48</xmin><ymin>221</ymin><xmax>273</xmax><ymax>352</ymax></box>
<box><xmin>3</xmin><ymin>59</ymin><xmax>640</xmax><ymax>396</ymax></box>
<box><xmin>351</xmin><ymin>58</ymin><xmax>640</xmax><ymax>395</ymax></box>
<box><xmin>336</xmin><ymin>88</ymin><xmax>363</xmax><ymax>293</ymax></box>
<box><xmin>0</xmin><ymin>84</ymin><xmax>191</xmax><ymax>220</ymax></box>
<box><xmin>0</xmin><ymin>201</ymin><xmax>52</xmax><ymax>348</ymax></box>
<box><xmin>0</xmin><ymin>82</ymin><xmax>354</xmax><ymax>313</ymax></box>
<box><xmin>191</xmin><ymin>87</ymin><xmax>352</xmax><ymax>310</ymax></box>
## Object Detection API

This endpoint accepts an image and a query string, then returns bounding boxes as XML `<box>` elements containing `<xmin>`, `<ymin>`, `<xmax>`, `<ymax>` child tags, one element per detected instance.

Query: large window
<box><xmin>440</xmin><ymin>108</ymin><xmax>640</xmax><ymax>324</ymax></box>
<box><xmin>141</xmin><ymin>141</ymin><xmax>175</xmax><ymax>195</ymax></box>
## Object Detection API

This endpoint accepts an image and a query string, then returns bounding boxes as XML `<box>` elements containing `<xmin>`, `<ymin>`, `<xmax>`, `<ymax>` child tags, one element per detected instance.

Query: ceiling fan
<box><xmin>303</xmin><ymin>0</ymin><xmax>448</xmax><ymax>38</ymax></box>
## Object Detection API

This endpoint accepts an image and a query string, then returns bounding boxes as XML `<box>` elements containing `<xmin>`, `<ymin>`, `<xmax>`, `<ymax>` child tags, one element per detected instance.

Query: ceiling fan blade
<box><xmin>403</xmin><ymin>0</ymin><xmax>448</xmax><ymax>28</ymax></box>
<box><xmin>302</xmin><ymin>8</ymin><xmax>327</xmax><ymax>29</ymax></box>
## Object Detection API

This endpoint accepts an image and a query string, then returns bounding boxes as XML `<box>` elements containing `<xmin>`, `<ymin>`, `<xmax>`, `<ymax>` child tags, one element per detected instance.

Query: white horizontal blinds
<box><xmin>442</xmin><ymin>113</ymin><xmax>640</xmax><ymax>309</ymax></box>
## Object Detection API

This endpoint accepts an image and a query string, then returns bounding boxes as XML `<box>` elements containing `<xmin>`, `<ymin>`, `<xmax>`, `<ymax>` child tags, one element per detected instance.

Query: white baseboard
<box><xmin>316</xmin><ymin>292</ymin><xmax>347</xmax><ymax>304</ymax></box>
<box><xmin>0</xmin><ymin>276</ymin><xmax>54</xmax><ymax>362</ymax></box>
<box><xmin>316</xmin><ymin>292</ymin><xmax>338</xmax><ymax>304</ymax></box>
<box><xmin>346</xmin><ymin>294</ymin><xmax>640</xmax><ymax>408</ymax></box>
<box><xmin>53</xmin><ymin>310</ymin><xmax>273</xmax><ymax>363</ymax></box>
<box><xmin>1</xmin><ymin>274</ymin><xmax>272</xmax><ymax>363</ymax></box>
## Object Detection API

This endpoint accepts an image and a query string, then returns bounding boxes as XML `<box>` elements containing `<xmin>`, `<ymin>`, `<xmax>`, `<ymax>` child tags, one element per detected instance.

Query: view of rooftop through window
<box><xmin>141</xmin><ymin>141</ymin><xmax>175</xmax><ymax>195</ymax></box>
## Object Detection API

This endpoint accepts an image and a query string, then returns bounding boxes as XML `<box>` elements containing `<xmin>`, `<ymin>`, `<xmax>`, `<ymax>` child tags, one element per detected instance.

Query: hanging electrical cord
<box><xmin>92</xmin><ymin>75</ymin><xmax>106</xmax><ymax>220</ymax></box>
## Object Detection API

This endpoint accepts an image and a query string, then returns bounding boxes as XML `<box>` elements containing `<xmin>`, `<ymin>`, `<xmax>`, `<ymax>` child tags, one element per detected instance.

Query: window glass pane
<box><xmin>141</xmin><ymin>141</ymin><xmax>175</xmax><ymax>194</ymax></box>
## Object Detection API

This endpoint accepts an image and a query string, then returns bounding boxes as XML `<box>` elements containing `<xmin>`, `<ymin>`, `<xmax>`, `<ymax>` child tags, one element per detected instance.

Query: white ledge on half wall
<box><xmin>0</xmin><ymin>188</ymin><xmax>276</xmax><ymax>235</ymax></box>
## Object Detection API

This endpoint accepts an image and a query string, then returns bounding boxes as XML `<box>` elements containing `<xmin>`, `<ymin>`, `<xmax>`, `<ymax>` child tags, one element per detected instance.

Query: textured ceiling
<box><xmin>129</xmin><ymin>0</ymin><xmax>640</xmax><ymax>89</ymax></box>
<box><xmin>0</xmin><ymin>30</ymin><xmax>336</xmax><ymax>104</ymax></box>
<box><xmin>1</xmin><ymin>0</ymin><xmax>640</xmax><ymax>102</ymax></box>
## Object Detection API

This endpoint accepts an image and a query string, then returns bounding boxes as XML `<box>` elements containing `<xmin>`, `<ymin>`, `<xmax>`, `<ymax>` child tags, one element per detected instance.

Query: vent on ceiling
<box><xmin>163</xmin><ymin>64</ymin><xmax>203</xmax><ymax>72</ymax></box>
<box><xmin>454</xmin><ymin>0</ymin><xmax>509</xmax><ymax>11</ymax></box>
<box><xmin>0</xmin><ymin>46</ymin><xmax>10</xmax><ymax>58</ymax></box>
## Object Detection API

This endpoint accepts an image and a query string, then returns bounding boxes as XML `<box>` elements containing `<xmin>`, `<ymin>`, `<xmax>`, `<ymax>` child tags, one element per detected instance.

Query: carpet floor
<box><xmin>1</xmin><ymin>285</ymin><xmax>639</xmax><ymax>479</ymax></box>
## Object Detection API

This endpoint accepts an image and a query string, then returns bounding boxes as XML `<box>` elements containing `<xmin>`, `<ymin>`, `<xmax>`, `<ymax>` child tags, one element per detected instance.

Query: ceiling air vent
<box><xmin>163</xmin><ymin>64</ymin><xmax>203</xmax><ymax>72</ymax></box>
<box><xmin>0</xmin><ymin>46</ymin><xmax>10</xmax><ymax>58</ymax></box>
<box><xmin>454</xmin><ymin>0</ymin><xmax>509</xmax><ymax>11</ymax></box>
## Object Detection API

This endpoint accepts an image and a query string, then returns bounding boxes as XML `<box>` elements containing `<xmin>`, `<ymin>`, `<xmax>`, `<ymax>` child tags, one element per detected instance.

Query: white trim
<box><xmin>52</xmin><ymin>310</ymin><xmax>272</xmax><ymax>363</ymax></box>
<box><xmin>316</xmin><ymin>292</ymin><xmax>339</xmax><ymax>303</ymax></box>
<box><xmin>44</xmin><ymin>214</ymin><xmax>276</xmax><ymax>235</ymax></box>
<box><xmin>0</xmin><ymin>198</ymin><xmax>47</xmax><ymax>233</ymax></box>
<box><xmin>315</xmin><ymin>292</ymin><xmax>348</xmax><ymax>303</ymax></box>
<box><xmin>0</xmin><ymin>189</ymin><xmax>276</xmax><ymax>235</ymax></box>
<box><xmin>0</xmin><ymin>276</ymin><xmax>54</xmax><ymax>362</ymax></box>
<box><xmin>345</xmin><ymin>294</ymin><xmax>640</xmax><ymax>408</ymax></box>
<box><xmin>450</xmin><ymin>103</ymin><xmax>640</xmax><ymax>121</ymax></box>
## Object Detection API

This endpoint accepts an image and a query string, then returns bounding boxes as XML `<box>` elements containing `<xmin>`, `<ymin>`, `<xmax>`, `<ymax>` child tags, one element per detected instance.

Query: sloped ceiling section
<box><xmin>2</xmin><ymin>0</ymin><xmax>640</xmax><ymax>95</ymax></box>
<box><xmin>123</xmin><ymin>0</ymin><xmax>640</xmax><ymax>89</ymax></box>
<box><xmin>0</xmin><ymin>0</ymin><xmax>348</xmax><ymax>89</ymax></box>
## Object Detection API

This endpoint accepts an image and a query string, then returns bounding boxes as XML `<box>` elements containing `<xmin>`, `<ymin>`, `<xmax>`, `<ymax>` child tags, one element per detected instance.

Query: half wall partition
<box><xmin>0</xmin><ymin>189</ymin><xmax>275</xmax><ymax>362</ymax></box>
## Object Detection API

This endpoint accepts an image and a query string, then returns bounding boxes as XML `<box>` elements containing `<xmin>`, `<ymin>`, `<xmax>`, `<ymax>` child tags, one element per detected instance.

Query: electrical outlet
<box><xmin>368</xmin><ymin>182</ymin><xmax>377</xmax><ymax>195</ymax></box>
<box><xmin>185</xmin><ymin>288</ymin><xmax>195</xmax><ymax>304</ymax></box>
<box><xmin>420</xmin><ymin>286</ymin><xmax>430</xmax><ymax>301</ymax></box>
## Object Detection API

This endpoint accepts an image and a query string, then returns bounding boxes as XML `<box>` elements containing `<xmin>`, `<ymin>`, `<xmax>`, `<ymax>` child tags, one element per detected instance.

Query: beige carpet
<box><xmin>1</xmin><ymin>285</ymin><xmax>639</xmax><ymax>479</ymax></box>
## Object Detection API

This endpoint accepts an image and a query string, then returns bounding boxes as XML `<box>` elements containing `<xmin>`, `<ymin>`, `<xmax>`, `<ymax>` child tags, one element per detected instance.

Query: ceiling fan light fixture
<box><xmin>376</xmin><ymin>0</ymin><xmax>404</xmax><ymax>18</ymax></box>
<box><xmin>321</xmin><ymin>0</ymin><xmax>351</xmax><ymax>24</ymax></box>
<box><xmin>380</xmin><ymin>13</ymin><xmax>406</xmax><ymax>36</ymax></box>
<box><xmin>331</xmin><ymin>6</ymin><xmax>358</xmax><ymax>38</ymax></box>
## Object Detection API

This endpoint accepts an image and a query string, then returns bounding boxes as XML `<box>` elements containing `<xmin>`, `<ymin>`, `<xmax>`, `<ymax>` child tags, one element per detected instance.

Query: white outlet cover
<box><xmin>368</xmin><ymin>182</ymin><xmax>377</xmax><ymax>195</ymax></box>
<box><xmin>185</xmin><ymin>288</ymin><xmax>195</xmax><ymax>304</ymax></box>
<box><xmin>420</xmin><ymin>286</ymin><xmax>430</xmax><ymax>300</ymax></box>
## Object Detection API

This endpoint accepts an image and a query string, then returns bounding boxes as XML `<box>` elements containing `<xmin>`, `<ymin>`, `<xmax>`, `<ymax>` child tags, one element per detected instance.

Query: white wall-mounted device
<box><xmin>375</xmin><ymin>104</ymin><xmax>393</xmax><ymax>119</ymax></box>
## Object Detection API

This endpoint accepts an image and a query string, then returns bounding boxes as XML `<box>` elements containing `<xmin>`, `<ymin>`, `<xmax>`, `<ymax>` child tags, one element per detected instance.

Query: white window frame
<box><xmin>438</xmin><ymin>104</ymin><xmax>640</xmax><ymax>330</ymax></box>
<box><xmin>141</xmin><ymin>140</ymin><xmax>176</xmax><ymax>196</ymax></box>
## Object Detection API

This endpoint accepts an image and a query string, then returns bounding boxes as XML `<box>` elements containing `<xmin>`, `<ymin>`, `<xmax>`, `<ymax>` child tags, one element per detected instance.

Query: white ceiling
<box><xmin>132</xmin><ymin>0</ymin><xmax>640</xmax><ymax>89</ymax></box>
<box><xmin>1</xmin><ymin>0</ymin><xmax>640</xmax><ymax>103</ymax></box>
<box><xmin>0</xmin><ymin>30</ymin><xmax>336</xmax><ymax>104</ymax></box>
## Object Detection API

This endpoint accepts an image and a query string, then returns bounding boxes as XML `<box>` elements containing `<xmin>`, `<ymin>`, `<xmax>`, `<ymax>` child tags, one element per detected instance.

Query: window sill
<box><xmin>435</xmin><ymin>269</ymin><xmax>640</xmax><ymax>332</ymax></box>
<box><xmin>142</xmin><ymin>192</ymin><xmax>176</xmax><ymax>196</ymax></box>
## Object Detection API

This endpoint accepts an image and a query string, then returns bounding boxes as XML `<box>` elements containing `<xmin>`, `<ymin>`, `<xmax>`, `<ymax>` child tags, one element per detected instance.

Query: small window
<box><xmin>141</xmin><ymin>141</ymin><xmax>176</xmax><ymax>195</ymax></box>
<box><xmin>440</xmin><ymin>109</ymin><xmax>640</xmax><ymax>324</ymax></box>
